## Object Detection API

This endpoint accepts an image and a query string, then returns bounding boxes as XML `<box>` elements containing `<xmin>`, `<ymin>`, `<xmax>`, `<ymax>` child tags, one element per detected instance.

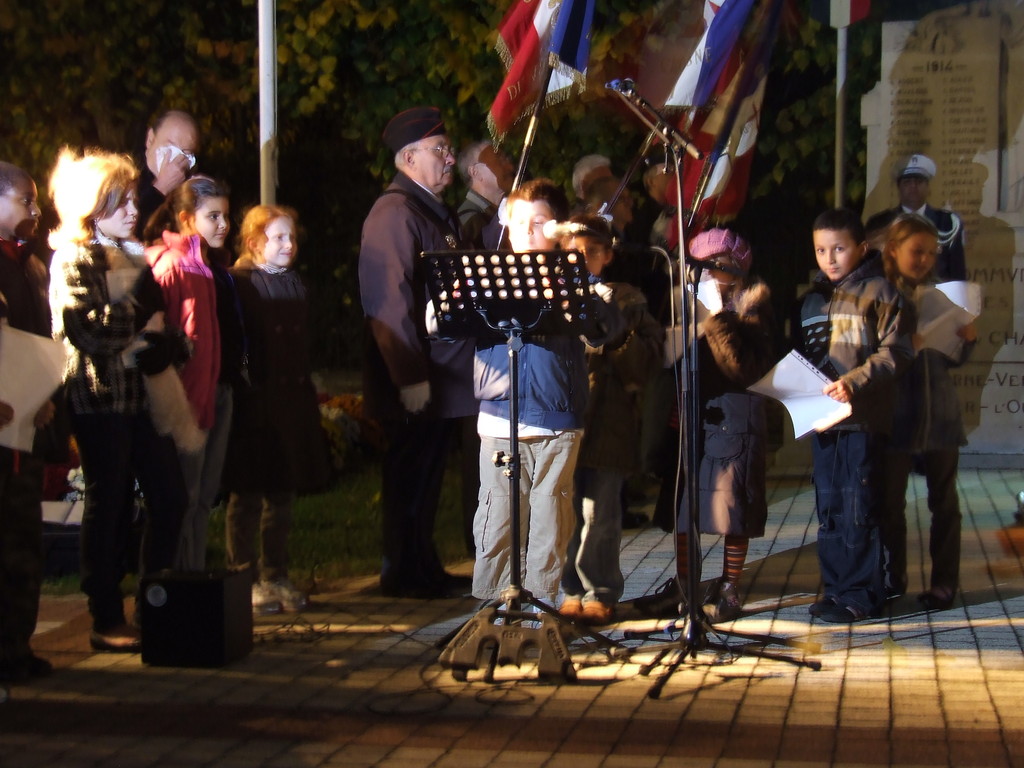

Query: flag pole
<box><xmin>834</xmin><ymin>24</ymin><xmax>848</xmax><ymax>207</ymax></box>
<box><xmin>510</xmin><ymin>62</ymin><xmax>555</xmax><ymax>194</ymax></box>
<box><xmin>686</xmin><ymin>0</ymin><xmax>784</xmax><ymax>228</ymax></box>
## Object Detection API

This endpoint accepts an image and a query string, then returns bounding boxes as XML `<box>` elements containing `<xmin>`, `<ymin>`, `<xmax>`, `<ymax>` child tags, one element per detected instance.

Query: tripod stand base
<box><xmin>439</xmin><ymin>605</ymin><xmax>576</xmax><ymax>682</ymax></box>
<box><xmin>627</xmin><ymin>614</ymin><xmax>822</xmax><ymax>698</ymax></box>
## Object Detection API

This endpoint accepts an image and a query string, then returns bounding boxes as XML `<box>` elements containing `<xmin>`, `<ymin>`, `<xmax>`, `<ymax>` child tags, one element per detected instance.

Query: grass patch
<box><xmin>39</xmin><ymin>574</ymin><xmax>82</xmax><ymax>596</ymax></box>
<box><xmin>43</xmin><ymin>438</ymin><xmax>475</xmax><ymax>595</ymax></box>
<box><xmin>204</xmin><ymin>455</ymin><xmax>471</xmax><ymax>589</ymax></box>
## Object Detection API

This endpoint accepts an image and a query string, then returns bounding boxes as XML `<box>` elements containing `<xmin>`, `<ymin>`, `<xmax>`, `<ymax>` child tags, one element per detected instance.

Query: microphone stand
<box><xmin>598</xmin><ymin>128</ymin><xmax>658</xmax><ymax>219</ymax></box>
<box><xmin>596</xmin><ymin>79</ymin><xmax>703</xmax><ymax>221</ymax></box>
<box><xmin>607</xmin><ymin>79</ymin><xmax>820</xmax><ymax>696</ymax></box>
<box><xmin>606</xmin><ymin>79</ymin><xmax>704</xmax><ymax>163</ymax></box>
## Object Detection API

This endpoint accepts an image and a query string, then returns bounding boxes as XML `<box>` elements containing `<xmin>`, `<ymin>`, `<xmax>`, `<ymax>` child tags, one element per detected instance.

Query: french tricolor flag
<box><xmin>488</xmin><ymin>0</ymin><xmax>595</xmax><ymax>140</ymax></box>
<box><xmin>662</xmin><ymin>0</ymin><xmax>786</xmax><ymax>236</ymax></box>
<box><xmin>663</xmin><ymin>0</ymin><xmax>758</xmax><ymax>109</ymax></box>
<box><xmin>809</xmin><ymin>0</ymin><xmax>870</xmax><ymax>28</ymax></box>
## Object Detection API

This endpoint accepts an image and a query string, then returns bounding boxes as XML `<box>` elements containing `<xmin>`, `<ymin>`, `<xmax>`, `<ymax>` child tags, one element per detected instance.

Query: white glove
<box><xmin>399</xmin><ymin>381</ymin><xmax>431</xmax><ymax>414</ymax></box>
<box><xmin>593</xmin><ymin>281</ymin><xmax>613</xmax><ymax>302</ymax></box>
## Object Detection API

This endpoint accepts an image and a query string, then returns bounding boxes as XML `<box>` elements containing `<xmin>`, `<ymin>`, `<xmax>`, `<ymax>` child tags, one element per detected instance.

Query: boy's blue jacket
<box><xmin>474</xmin><ymin>288</ymin><xmax>624</xmax><ymax>431</ymax></box>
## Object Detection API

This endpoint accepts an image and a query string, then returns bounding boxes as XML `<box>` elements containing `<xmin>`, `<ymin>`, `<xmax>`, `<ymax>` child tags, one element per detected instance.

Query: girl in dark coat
<box><xmin>683</xmin><ymin>229</ymin><xmax>775</xmax><ymax>623</ymax></box>
<box><xmin>222</xmin><ymin>205</ymin><xmax>330</xmax><ymax>615</ymax></box>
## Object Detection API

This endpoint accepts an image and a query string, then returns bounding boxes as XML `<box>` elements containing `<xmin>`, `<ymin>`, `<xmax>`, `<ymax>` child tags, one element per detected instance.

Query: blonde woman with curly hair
<box><xmin>49</xmin><ymin>147</ymin><xmax>188</xmax><ymax>652</ymax></box>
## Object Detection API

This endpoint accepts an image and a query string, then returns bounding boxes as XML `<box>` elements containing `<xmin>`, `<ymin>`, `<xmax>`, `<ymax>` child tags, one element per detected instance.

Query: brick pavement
<box><xmin>2</xmin><ymin>467</ymin><xmax>1023</xmax><ymax>767</ymax></box>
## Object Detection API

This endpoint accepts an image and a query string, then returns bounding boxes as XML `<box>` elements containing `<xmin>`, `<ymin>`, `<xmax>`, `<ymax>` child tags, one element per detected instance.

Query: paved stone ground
<box><xmin>3</xmin><ymin>466</ymin><xmax>1024</xmax><ymax>767</ymax></box>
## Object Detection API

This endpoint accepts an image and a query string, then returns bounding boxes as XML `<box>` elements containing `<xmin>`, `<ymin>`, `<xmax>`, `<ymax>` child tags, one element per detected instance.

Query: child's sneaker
<box><xmin>252</xmin><ymin>581</ymin><xmax>283</xmax><ymax>616</ymax></box>
<box><xmin>263</xmin><ymin>578</ymin><xmax>308</xmax><ymax>613</ymax></box>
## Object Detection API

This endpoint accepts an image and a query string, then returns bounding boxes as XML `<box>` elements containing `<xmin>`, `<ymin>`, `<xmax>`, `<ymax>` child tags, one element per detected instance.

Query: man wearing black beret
<box><xmin>358</xmin><ymin>107</ymin><xmax>476</xmax><ymax>599</ymax></box>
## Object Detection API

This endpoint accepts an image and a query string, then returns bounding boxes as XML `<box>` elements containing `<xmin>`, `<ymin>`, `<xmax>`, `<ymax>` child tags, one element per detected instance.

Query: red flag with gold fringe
<box><xmin>488</xmin><ymin>0</ymin><xmax>596</xmax><ymax>141</ymax></box>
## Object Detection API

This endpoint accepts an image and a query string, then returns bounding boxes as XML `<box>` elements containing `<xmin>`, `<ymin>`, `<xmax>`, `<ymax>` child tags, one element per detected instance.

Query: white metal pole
<box><xmin>835</xmin><ymin>25</ymin><xmax>848</xmax><ymax>207</ymax></box>
<box><xmin>258</xmin><ymin>0</ymin><xmax>277</xmax><ymax>205</ymax></box>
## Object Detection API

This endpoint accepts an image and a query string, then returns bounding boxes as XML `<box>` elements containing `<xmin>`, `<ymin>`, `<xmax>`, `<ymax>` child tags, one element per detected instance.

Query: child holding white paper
<box><xmin>686</xmin><ymin>229</ymin><xmax>775</xmax><ymax>623</ymax></box>
<box><xmin>635</xmin><ymin>230</ymin><xmax>775</xmax><ymax>623</ymax></box>
<box><xmin>793</xmin><ymin>208</ymin><xmax>914</xmax><ymax>623</ymax></box>
<box><xmin>879</xmin><ymin>213</ymin><xmax>976</xmax><ymax>611</ymax></box>
<box><xmin>0</xmin><ymin>161</ymin><xmax>61</xmax><ymax>681</ymax></box>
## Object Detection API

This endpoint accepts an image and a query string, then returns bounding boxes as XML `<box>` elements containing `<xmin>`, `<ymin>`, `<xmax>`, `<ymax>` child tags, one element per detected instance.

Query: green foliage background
<box><xmin>0</xmin><ymin>0</ymin><xmax>931</xmax><ymax>368</ymax></box>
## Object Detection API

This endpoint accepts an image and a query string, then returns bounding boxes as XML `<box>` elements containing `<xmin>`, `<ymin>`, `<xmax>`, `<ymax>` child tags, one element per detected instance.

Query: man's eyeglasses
<box><xmin>419</xmin><ymin>144</ymin><xmax>454</xmax><ymax>158</ymax></box>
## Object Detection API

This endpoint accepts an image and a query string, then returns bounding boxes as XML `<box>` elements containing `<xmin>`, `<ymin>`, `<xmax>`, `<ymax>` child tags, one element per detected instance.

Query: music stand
<box><xmin>420</xmin><ymin>247</ymin><xmax>625</xmax><ymax>682</ymax></box>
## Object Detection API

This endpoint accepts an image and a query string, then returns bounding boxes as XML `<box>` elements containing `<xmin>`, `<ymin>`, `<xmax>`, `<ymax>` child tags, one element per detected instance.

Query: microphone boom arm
<box><xmin>606</xmin><ymin>79</ymin><xmax>703</xmax><ymax>161</ymax></box>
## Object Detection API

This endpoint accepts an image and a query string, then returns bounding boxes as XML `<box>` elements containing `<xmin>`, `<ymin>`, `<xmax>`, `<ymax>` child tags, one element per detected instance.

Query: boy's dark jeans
<box><xmin>812</xmin><ymin>430</ymin><xmax>886</xmax><ymax>616</ymax></box>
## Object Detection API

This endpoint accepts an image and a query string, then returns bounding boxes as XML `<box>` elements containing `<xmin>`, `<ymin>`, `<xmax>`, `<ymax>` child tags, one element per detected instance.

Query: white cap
<box><xmin>896</xmin><ymin>153</ymin><xmax>936</xmax><ymax>181</ymax></box>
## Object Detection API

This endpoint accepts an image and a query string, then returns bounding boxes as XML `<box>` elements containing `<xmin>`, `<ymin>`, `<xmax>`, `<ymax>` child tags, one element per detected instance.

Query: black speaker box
<box><xmin>140</xmin><ymin>569</ymin><xmax>253</xmax><ymax>667</ymax></box>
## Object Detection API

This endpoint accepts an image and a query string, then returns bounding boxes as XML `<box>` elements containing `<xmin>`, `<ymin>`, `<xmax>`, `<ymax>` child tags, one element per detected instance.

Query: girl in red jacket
<box><xmin>144</xmin><ymin>176</ymin><xmax>231</xmax><ymax>571</ymax></box>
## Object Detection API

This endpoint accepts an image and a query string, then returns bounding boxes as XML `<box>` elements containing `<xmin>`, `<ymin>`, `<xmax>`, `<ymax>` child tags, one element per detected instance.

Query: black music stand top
<box><xmin>419</xmin><ymin>248</ymin><xmax>601</xmax><ymax>341</ymax></box>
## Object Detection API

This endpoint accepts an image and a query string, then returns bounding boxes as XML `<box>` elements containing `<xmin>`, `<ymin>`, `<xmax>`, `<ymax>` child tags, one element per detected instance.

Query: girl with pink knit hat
<box><xmin>645</xmin><ymin>228</ymin><xmax>775</xmax><ymax>623</ymax></box>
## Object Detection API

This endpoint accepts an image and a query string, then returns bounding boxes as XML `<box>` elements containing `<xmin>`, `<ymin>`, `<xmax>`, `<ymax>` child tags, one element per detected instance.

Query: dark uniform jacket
<box><xmin>358</xmin><ymin>172</ymin><xmax>476</xmax><ymax>422</ymax></box>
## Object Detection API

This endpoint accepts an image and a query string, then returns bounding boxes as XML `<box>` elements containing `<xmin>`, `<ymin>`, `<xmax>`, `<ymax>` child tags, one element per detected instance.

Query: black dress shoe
<box><xmin>818</xmin><ymin>603</ymin><xmax>867</xmax><ymax>624</ymax></box>
<box><xmin>808</xmin><ymin>596</ymin><xmax>837</xmax><ymax>617</ymax></box>
<box><xmin>381</xmin><ymin>582</ymin><xmax>449</xmax><ymax>600</ymax></box>
<box><xmin>632</xmin><ymin>577</ymin><xmax>686</xmax><ymax>618</ymax></box>
<box><xmin>443</xmin><ymin>573</ymin><xmax>473</xmax><ymax>596</ymax></box>
<box><xmin>917</xmin><ymin>589</ymin><xmax>955</xmax><ymax>611</ymax></box>
<box><xmin>0</xmin><ymin>654</ymin><xmax>53</xmax><ymax>682</ymax></box>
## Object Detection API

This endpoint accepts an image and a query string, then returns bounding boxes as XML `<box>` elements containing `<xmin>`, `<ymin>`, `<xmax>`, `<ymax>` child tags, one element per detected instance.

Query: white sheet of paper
<box><xmin>916</xmin><ymin>281</ymin><xmax>981</xmax><ymax>360</ymax></box>
<box><xmin>936</xmin><ymin>281</ymin><xmax>982</xmax><ymax>316</ymax></box>
<box><xmin>696</xmin><ymin>274</ymin><xmax>723</xmax><ymax>316</ymax></box>
<box><xmin>0</xmin><ymin>325</ymin><xmax>67</xmax><ymax>451</ymax></box>
<box><xmin>663</xmin><ymin>281</ymin><xmax>717</xmax><ymax>367</ymax></box>
<box><xmin>42</xmin><ymin>500</ymin><xmax>83</xmax><ymax>526</ymax></box>
<box><xmin>747</xmin><ymin>350</ymin><xmax>852</xmax><ymax>439</ymax></box>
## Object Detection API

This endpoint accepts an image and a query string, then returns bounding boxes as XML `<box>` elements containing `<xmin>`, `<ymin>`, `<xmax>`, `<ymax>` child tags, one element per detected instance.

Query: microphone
<box><xmin>541</xmin><ymin>220</ymin><xmax>592</xmax><ymax>240</ymax></box>
<box><xmin>606</xmin><ymin>78</ymin><xmax>636</xmax><ymax>97</ymax></box>
<box><xmin>686</xmin><ymin>257</ymin><xmax>744</xmax><ymax>277</ymax></box>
